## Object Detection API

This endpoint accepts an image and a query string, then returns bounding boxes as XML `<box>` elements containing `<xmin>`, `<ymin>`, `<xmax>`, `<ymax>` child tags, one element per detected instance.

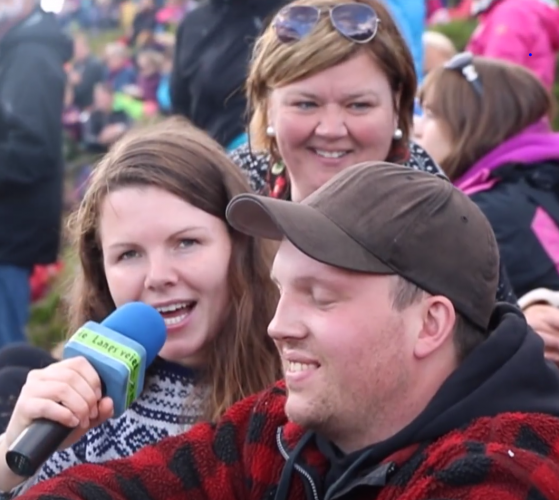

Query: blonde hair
<box><xmin>105</xmin><ymin>42</ymin><xmax>128</xmax><ymax>60</ymax></box>
<box><xmin>422</xmin><ymin>31</ymin><xmax>457</xmax><ymax>59</ymax></box>
<box><xmin>247</xmin><ymin>0</ymin><xmax>417</xmax><ymax>162</ymax></box>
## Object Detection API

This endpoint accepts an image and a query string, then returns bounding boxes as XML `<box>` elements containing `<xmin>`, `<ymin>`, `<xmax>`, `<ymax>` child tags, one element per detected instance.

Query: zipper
<box><xmin>276</xmin><ymin>428</ymin><xmax>320</xmax><ymax>500</ymax></box>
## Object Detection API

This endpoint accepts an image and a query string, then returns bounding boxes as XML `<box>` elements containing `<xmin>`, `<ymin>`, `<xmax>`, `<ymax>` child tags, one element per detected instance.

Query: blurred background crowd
<box><xmin>0</xmin><ymin>0</ymin><xmax>557</xmax><ymax>352</ymax></box>
<box><xmin>0</xmin><ymin>0</ymin><xmax>558</xmax><ymax>494</ymax></box>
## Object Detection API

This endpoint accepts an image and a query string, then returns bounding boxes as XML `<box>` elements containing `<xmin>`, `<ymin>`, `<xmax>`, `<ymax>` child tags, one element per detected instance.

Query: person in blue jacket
<box><xmin>384</xmin><ymin>0</ymin><xmax>425</xmax><ymax>85</ymax></box>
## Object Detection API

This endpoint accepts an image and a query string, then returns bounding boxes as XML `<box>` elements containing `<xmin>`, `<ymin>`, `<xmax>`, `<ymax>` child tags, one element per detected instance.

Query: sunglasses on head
<box><xmin>272</xmin><ymin>3</ymin><xmax>380</xmax><ymax>44</ymax></box>
<box><xmin>443</xmin><ymin>51</ymin><xmax>483</xmax><ymax>96</ymax></box>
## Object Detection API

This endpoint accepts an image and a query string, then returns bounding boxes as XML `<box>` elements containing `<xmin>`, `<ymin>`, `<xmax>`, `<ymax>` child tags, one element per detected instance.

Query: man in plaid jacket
<box><xmin>18</xmin><ymin>163</ymin><xmax>559</xmax><ymax>500</ymax></box>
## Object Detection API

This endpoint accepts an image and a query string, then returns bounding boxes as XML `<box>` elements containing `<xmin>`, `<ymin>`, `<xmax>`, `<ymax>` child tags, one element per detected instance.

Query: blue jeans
<box><xmin>0</xmin><ymin>265</ymin><xmax>31</xmax><ymax>348</ymax></box>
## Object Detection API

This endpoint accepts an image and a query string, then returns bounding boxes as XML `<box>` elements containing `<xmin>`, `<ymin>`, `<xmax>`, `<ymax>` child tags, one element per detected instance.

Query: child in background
<box><xmin>123</xmin><ymin>49</ymin><xmax>162</xmax><ymax>103</ymax></box>
<box><xmin>423</xmin><ymin>30</ymin><xmax>457</xmax><ymax>75</ymax></box>
<box><xmin>81</xmin><ymin>82</ymin><xmax>131</xmax><ymax>154</ymax></box>
<box><xmin>104</xmin><ymin>42</ymin><xmax>137</xmax><ymax>92</ymax></box>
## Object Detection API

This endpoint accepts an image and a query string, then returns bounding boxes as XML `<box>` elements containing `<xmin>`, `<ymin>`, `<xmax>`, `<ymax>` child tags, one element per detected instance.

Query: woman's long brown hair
<box><xmin>418</xmin><ymin>56</ymin><xmax>554</xmax><ymax>181</ymax></box>
<box><xmin>65</xmin><ymin>117</ymin><xmax>281</xmax><ymax>421</ymax></box>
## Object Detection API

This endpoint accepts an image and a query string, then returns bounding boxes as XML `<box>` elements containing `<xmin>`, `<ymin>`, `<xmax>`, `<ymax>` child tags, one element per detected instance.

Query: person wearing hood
<box><xmin>16</xmin><ymin>161</ymin><xmax>559</xmax><ymax>500</ymax></box>
<box><xmin>466</xmin><ymin>0</ymin><xmax>559</xmax><ymax>90</ymax></box>
<box><xmin>170</xmin><ymin>0</ymin><xmax>286</xmax><ymax>151</ymax></box>
<box><xmin>415</xmin><ymin>53</ymin><xmax>559</xmax><ymax>359</ymax></box>
<box><xmin>0</xmin><ymin>0</ymin><xmax>73</xmax><ymax>349</ymax></box>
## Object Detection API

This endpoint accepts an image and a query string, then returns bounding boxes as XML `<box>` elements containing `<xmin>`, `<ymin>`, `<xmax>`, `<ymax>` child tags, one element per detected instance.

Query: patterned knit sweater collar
<box><xmin>67</xmin><ymin>356</ymin><xmax>207</xmax><ymax>464</ymax></box>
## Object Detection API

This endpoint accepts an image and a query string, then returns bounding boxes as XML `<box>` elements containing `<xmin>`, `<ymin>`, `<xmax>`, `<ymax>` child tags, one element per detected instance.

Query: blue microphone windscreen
<box><xmin>101</xmin><ymin>302</ymin><xmax>166</xmax><ymax>365</ymax></box>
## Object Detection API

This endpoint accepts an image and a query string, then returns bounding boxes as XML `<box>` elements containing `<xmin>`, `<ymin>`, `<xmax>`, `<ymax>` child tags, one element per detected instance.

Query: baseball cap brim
<box><xmin>226</xmin><ymin>194</ymin><xmax>394</xmax><ymax>274</ymax></box>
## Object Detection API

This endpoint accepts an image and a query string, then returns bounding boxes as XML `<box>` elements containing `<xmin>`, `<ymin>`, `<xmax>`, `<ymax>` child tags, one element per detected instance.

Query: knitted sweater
<box><xmin>1</xmin><ymin>357</ymin><xmax>205</xmax><ymax>499</ymax></box>
<box><xmin>16</xmin><ymin>305</ymin><xmax>559</xmax><ymax>500</ymax></box>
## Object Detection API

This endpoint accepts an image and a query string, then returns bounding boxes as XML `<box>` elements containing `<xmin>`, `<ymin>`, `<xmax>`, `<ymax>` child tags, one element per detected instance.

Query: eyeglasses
<box><xmin>443</xmin><ymin>51</ymin><xmax>483</xmax><ymax>96</ymax></box>
<box><xmin>272</xmin><ymin>3</ymin><xmax>380</xmax><ymax>44</ymax></box>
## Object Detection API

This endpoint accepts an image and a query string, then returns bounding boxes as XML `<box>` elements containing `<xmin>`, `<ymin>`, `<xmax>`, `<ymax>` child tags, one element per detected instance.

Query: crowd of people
<box><xmin>0</xmin><ymin>0</ymin><xmax>559</xmax><ymax>498</ymax></box>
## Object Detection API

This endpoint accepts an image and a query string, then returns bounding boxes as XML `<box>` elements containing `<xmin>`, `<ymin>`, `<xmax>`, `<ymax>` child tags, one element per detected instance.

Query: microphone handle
<box><xmin>6</xmin><ymin>419</ymin><xmax>73</xmax><ymax>477</ymax></box>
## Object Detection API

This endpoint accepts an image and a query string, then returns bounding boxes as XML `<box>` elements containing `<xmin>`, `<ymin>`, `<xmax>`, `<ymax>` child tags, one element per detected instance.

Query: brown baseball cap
<box><xmin>226</xmin><ymin>161</ymin><xmax>499</xmax><ymax>329</ymax></box>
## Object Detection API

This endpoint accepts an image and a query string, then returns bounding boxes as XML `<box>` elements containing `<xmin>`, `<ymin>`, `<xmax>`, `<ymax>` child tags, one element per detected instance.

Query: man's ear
<box><xmin>413</xmin><ymin>296</ymin><xmax>456</xmax><ymax>359</ymax></box>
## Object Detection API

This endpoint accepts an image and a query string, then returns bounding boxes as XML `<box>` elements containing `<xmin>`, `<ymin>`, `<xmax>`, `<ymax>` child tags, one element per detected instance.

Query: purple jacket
<box><xmin>137</xmin><ymin>72</ymin><xmax>161</xmax><ymax>102</ymax></box>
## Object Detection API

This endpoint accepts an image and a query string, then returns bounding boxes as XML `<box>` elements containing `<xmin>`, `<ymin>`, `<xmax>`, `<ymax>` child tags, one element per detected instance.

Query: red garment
<box><xmin>19</xmin><ymin>389</ymin><xmax>559</xmax><ymax>499</ymax></box>
<box><xmin>18</xmin><ymin>303</ymin><xmax>559</xmax><ymax>500</ymax></box>
<box><xmin>30</xmin><ymin>262</ymin><xmax>63</xmax><ymax>302</ymax></box>
<box><xmin>450</xmin><ymin>0</ymin><xmax>474</xmax><ymax>18</ymax></box>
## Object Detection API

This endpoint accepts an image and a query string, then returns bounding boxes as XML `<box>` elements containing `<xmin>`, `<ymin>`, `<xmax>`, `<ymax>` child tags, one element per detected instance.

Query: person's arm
<box><xmin>521</xmin><ymin>291</ymin><xmax>559</xmax><ymax>365</ymax></box>
<box><xmin>80</xmin><ymin>113</ymin><xmax>105</xmax><ymax>153</ymax></box>
<box><xmin>17</xmin><ymin>392</ymin><xmax>263</xmax><ymax>500</ymax></box>
<box><xmin>519</xmin><ymin>289</ymin><xmax>559</xmax><ymax>310</ymax></box>
<box><xmin>0</xmin><ymin>44</ymin><xmax>67</xmax><ymax>193</ymax></box>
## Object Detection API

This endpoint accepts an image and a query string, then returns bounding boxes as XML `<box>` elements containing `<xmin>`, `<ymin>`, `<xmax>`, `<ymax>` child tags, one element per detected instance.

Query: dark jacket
<box><xmin>18</xmin><ymin>305</ymin><xmax>559</xmax><ymax>500</ymax></box>
<box><xmin>81</xmin><ymin>109</ymin><xmax>130</xmax><ymax>154</ymax></box>
<box><xmin>455</xmin><ymin>121</ymin><xmax>559</xmax><ymax>297</ymax></box>
<box><xmin>0</xmin><ymin>8</ymin><xmax>73</xmax><ymax>267</ymax></box>
<box><xmin>170</xmin><ymin>0</ymin><xmax>286</xmax><ymax>148</ymax></box>
<box><xmin>471</xmin><ymin>162</ymin><xmax>559</xmax><ymax>297</ymax></box>
<box><xmin>72</xmin><ymin>55</ymin><xmax>105</xmax><ymax>110</ymax></box>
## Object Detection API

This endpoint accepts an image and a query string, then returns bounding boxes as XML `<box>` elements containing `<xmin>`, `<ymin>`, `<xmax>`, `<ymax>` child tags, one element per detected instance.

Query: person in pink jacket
<box><xmin>467</xmin><ymin>0</ymin><xmax>559</xmax><ymax>90</ymax></box>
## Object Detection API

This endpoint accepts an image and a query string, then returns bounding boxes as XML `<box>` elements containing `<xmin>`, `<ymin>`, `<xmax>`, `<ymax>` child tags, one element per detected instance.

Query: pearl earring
<box><xmin>266</xmin><ymin>125</ymin><xmax>276</xmax><ymax>137</ymax></box>
<box><xmin>393</xmin><ymin>128</ymin><xmax>403</xmax><ymax>140</ymax></box>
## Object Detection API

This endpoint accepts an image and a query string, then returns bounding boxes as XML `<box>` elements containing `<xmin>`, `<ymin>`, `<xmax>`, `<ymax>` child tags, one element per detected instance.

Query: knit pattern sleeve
<box><xmin>15</xmin><ymin>385</ymin><xmax>287</xmax><ymax>500</ymax></box>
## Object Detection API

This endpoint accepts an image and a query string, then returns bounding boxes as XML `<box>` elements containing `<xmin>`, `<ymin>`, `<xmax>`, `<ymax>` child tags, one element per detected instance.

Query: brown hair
<box><xmin>66</xmin><ymin>117</ymin><xmax>281</xmax><ymax>421</ymax></box>
<box><xmin>247</xmin><ymin>0</ymin><xmax>417</xmax><ymax>162</ymax></box>
<box><xmin>418</xmin><ymin>56</ymin><xmax>554</xmax><ymax>181</ymax></box>
<box><xmin>391</xmin><ymin>276</ymin><xmax>485</xmax><ymax>362</ymax></box>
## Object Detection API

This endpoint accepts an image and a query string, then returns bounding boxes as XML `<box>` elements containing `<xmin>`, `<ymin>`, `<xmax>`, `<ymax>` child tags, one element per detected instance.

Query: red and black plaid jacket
<box><xmin>18</xmin><ymin>380</ymin><xmax>559</xmax><ymax>500</ymax></box>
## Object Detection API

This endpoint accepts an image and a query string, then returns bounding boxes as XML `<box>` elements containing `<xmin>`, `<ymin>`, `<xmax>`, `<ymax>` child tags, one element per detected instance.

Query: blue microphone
<box><xmin>6</xmin><ymin>302</ymin><xmax>166</xmax><ymax>477</ymax></box>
